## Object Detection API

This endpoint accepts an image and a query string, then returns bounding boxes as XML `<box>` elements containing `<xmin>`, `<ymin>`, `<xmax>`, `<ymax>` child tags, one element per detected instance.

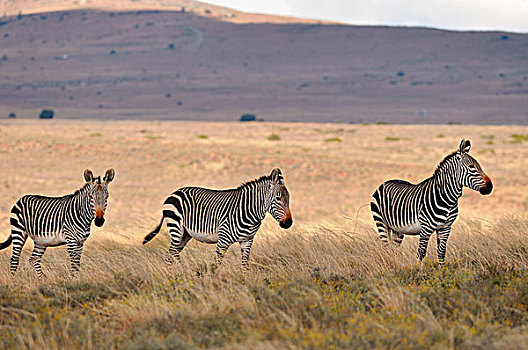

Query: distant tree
<box><xmin>240</xmin><ymin>114</ymin><xmax>256</xmax><ymax>122</ymax></box>
<box><xmin>39</xmin><ymin>109</ymin><xmax>54</xmax><ymax>119</ymax></box>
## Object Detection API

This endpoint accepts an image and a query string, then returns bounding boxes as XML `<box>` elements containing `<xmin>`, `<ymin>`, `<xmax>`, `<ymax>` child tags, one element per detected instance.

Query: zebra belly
<box><xmin>186</xmin><ymin>228</ymin><xmax>218</xmax><ymax>244</ymax></box>
<box><xmin>391</xmin><ymin>222</ymin><xmax>422</xmax><ymax>235</ymax></box>
<box><xmin>31</xmin><ymin>232</ymin><xmax>67</xmax><ymax>247</ymax></box>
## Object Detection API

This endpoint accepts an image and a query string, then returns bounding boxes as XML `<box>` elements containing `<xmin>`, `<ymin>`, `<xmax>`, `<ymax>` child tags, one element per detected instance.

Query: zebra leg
<box><xmin>10</xmin><ymin>232</ymin><xmax>28</xmax><ymax>277</ymax></box>
<box><xmin>166</xmin><ymin>221</ymin><xmax>186</xmax><ymax>265</ymax></box>
<box><xmin>211</xmin><ymin>239</ymin><xmax>230</xmax><ymax>272</ymax></box>
<box><xmin>240</xmin><ymin>238</ymin><xmax>254</xmax><ymax>272</ymax></box>
<box><xmin>66</xmin><ymin>239</ymin><xmax>84</xmax><ymax>277</ymax></box>
<box><xmin>167</xmin><ymin>229</ymin><xmax>191</xmax><ymax>265</ymax></box>
<box><xmin>371</xmin><ymin>201</ymin><xmax>389</xmax><ymax>242</ymax></box>
<box><xmin>391</xmin><ymin>230</ymin><xmax>405</xmax><ymax>246</ymax></box>
<box><xmin>436</xmin><ymin>226</ymin><xmax>451</xmax><ymax>264</ymax></box>
<box><xmin>29</xmin><ymin>244</ymin><xmax>47</xmax><ymax>279</ymax></box>
<box><xmin>417</xmin><ymin>227</ymin><xmax>434</xmax><ymax>262</ymax></box>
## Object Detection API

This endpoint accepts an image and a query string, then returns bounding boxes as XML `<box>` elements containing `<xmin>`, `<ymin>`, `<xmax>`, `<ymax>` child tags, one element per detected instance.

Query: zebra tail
<box><xmin>0</xmin><ymin>235</ymin><xmax>12</xmax><ymax>250</ymax></box>
<box><xmin>143</xmin><ymin>217</ymin><xmax>164</xmax><ymax>245</ymax></box>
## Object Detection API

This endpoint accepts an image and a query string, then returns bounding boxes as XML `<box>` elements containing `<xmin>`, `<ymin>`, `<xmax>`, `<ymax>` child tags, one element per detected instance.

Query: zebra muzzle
<box><xmin>94</xmin><ymin>209</ymin><xmax>105</xmax><ymax>226</ymax></box>
<box><xmin>94</xmin><ymin>217</ymin><xmax>105</xmax><ymax>227</ymax></box>
<box><xmin>479</xmin><ymin>179</ymin><xmax>493</xmax><ymax>195</ymax></box>
<box><xmin>279</xmin><ymin>216</ymin><xmax>293</xmax><ymax>229</ymax></box>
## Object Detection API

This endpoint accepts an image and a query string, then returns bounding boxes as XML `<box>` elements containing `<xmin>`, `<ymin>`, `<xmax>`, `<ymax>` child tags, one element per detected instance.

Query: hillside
<box><xmin>0</xmin><ymin>0</ymin><xmax>329</xmax><ymax>24</ymax></box>
<box><xmin>0</xmin><ymin>1</ymin><xmax>527</xmax><ymax>123</ymax></box>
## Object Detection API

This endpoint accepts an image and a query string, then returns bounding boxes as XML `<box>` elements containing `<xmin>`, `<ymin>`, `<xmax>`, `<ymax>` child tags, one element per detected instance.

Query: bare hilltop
<box><xmin>0</xmin><ymin>0</ymin><xmax>527</xmax><ymax>123</ymax></box>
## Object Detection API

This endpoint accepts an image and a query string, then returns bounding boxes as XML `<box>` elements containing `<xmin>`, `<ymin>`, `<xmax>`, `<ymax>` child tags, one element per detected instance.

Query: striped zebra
<box><xmin>371</xmin><ymin>139</ymin><xmax>492</xmax><ymax>263</ymax></box>
<box><xmin>143</xmin><ymin>168</ymin><xmax>293</xmax><ymax>270</ymax></box>
<box><xmin>0</xmin><ymin>169</ymin><xmax>115</xmax><ymax>278</ymax></box>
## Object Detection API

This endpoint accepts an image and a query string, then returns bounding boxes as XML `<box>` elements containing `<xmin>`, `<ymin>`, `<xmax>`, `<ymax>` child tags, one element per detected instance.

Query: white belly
<box><xmin>392</xmin><ymin>222</ymin><xmax>422</xmax><ymax>235</ymax></box>
<box><xmin>32</xmin><ymin>233</ymin><xmax>66</xmax><ymax>246</ymax></box>
<box><xmin>187</xmin><ymin>229</ymin><xmax>218</xmax><ymax>244</ymax></box>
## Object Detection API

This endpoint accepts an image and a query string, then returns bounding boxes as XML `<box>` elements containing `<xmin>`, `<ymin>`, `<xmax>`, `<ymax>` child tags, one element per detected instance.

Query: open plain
<box><xmin>0</xmin><ymin>120</ymin><xmax>527</xmax><ymax>348</ymax></box>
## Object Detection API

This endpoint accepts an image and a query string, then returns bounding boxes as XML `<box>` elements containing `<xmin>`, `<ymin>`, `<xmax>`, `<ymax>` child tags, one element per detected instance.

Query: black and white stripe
<box><xmin>143</xmin><ymin>168</ymin><xmax>293</xmax><ymax>270</ymax></box>
<box><xmin>371</xmin><ymin>139</ymin><xmax>492</xmax><ymax>263</ymax></box>
<box><xmin>0</xmin><ymin>169</ymin><xmax>115</xmax><ymax>278</ymax></box>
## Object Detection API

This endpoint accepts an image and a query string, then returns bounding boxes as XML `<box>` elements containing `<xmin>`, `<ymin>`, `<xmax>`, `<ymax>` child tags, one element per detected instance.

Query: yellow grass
<box><xmin>0</xmin><ymin>120</ymin><xmax>527</xmax><ymax>348</ymax></box>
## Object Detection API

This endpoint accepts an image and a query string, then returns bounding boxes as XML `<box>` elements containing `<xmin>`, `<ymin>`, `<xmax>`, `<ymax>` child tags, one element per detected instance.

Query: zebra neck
<box><xmin>71</xmin><ymin>184</ymin><xmax>94</xmax><ymax>227</ymax></box>
<box><xmin>240</xmin><ymin>180</ymin><xmax>268</xmax><ymax>222</ymax></box>
<box><xmin>433</xmin><ymin>170</ymin><xmax>463</xmax><ymax>203</ymax></box>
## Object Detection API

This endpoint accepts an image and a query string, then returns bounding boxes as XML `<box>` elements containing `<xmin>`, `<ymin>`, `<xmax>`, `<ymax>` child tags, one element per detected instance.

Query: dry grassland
<box><xmin>0</xmin><ymin>120</ymin><xmax>527</xmax><ymax>349</ymax></box>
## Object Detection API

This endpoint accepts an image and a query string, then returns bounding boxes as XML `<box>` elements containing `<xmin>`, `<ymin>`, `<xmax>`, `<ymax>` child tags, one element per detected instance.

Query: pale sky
<box><xmin>205</xmin><ymin>0</ymin><xmax>528</xmax><ymax>33</ymax></box>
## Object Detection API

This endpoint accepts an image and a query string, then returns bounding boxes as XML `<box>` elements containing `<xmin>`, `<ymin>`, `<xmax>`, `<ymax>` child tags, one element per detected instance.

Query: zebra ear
<box><xmin>459</xmin><ymin>139</ymin><xmax>471</xmax><ymax>153</ymax></box>
<box><xmin>103</xmin><ymin>168</ymin><xmax>115</xmax><ymax>183</ymax></box>
<box><xmin>270</xmin><ymin>168</ymin><xmax>284</xmax><ymax>185</ymax></box>
<box><xmin>84</xmin><ymin>169</ymin><xmax>94</xmax><ymax>183</ymax></box>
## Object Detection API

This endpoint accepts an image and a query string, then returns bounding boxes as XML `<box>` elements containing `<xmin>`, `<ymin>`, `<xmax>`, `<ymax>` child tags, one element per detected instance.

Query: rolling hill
<box><xmin>0</xmin><ymin>0</ymin><xmax>526</xmax><ymax>123</ymax></box>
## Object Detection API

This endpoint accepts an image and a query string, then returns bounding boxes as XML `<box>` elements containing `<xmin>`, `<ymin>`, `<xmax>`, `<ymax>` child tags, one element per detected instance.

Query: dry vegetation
<box><xmin>0</xmin><ymin>120</ymin><xmax>527</xmax><ymax>349</ymax></box>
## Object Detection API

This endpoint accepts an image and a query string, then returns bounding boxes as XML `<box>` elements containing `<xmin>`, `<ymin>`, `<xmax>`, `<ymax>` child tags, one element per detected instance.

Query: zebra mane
<box><xmin>433</xmin><ymin>151</ymin><xmax>458</xmax><ymax>176</ymax></box>
<box><xmin>236</xmin><ymin>175</ymin><xmax>271</xmax><ymax>190</ymax></box>
<box><xmin>73</xmin><ymin>183</ymin><xmax>91</xmax><ymax>196</ymax></box>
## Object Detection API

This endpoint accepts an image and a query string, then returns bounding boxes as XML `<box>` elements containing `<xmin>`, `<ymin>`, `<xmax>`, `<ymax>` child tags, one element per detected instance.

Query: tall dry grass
<box><xmin>0</xmin><ymin>216</ymin><xmax>527</xmax><ymax>349</ymax></box>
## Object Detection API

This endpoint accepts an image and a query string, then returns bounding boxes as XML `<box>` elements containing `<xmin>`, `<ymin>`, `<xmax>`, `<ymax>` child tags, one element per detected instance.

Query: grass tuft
<box><xmin>510</xmin><ymin>134</ymin><xmax>528</xmax><ymax>143</ymax></box>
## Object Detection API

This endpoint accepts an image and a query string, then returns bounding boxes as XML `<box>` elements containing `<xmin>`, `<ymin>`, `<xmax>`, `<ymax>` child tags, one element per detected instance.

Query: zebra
<box><xmin>143</xmin><ymin>168</ymin><xmax>293</xmax><ymax>270</ymax></box>
<box><xmin>0</xmin><ymin>169</ymin><xmax>115</xmax><ymax>278</ymax></box>
<box><xmin>370</xmin><ymin>139</ymin><xmax>492</xmax><ymax>263</ymax></box>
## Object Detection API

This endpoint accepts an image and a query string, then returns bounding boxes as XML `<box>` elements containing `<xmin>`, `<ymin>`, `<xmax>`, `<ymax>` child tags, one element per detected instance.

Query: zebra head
<box><xmin>84</xmin><ymin>168</ymin><xmax>115</xmax><ymax>227</ymax></box>
<box><xmin>457</xmin><ymin>139</ymin><xmax>493</xmax><ymax>195</ymax></box>
<box><xmin>267</xmin><ymin>168</ymin><xmax>293</xmax><ymax>229</ymax></box>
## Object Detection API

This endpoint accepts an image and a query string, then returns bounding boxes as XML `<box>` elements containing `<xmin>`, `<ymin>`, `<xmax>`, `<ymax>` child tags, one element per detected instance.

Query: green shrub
<box><xmin>510</xmin><ymin>134</ymin><xmax>528</xmax><ymax>143</ymax></box>
<box><xmin>267</xmin><ymin>134</ymin><xmax>281</xmax><ymax>141</ymax></box>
